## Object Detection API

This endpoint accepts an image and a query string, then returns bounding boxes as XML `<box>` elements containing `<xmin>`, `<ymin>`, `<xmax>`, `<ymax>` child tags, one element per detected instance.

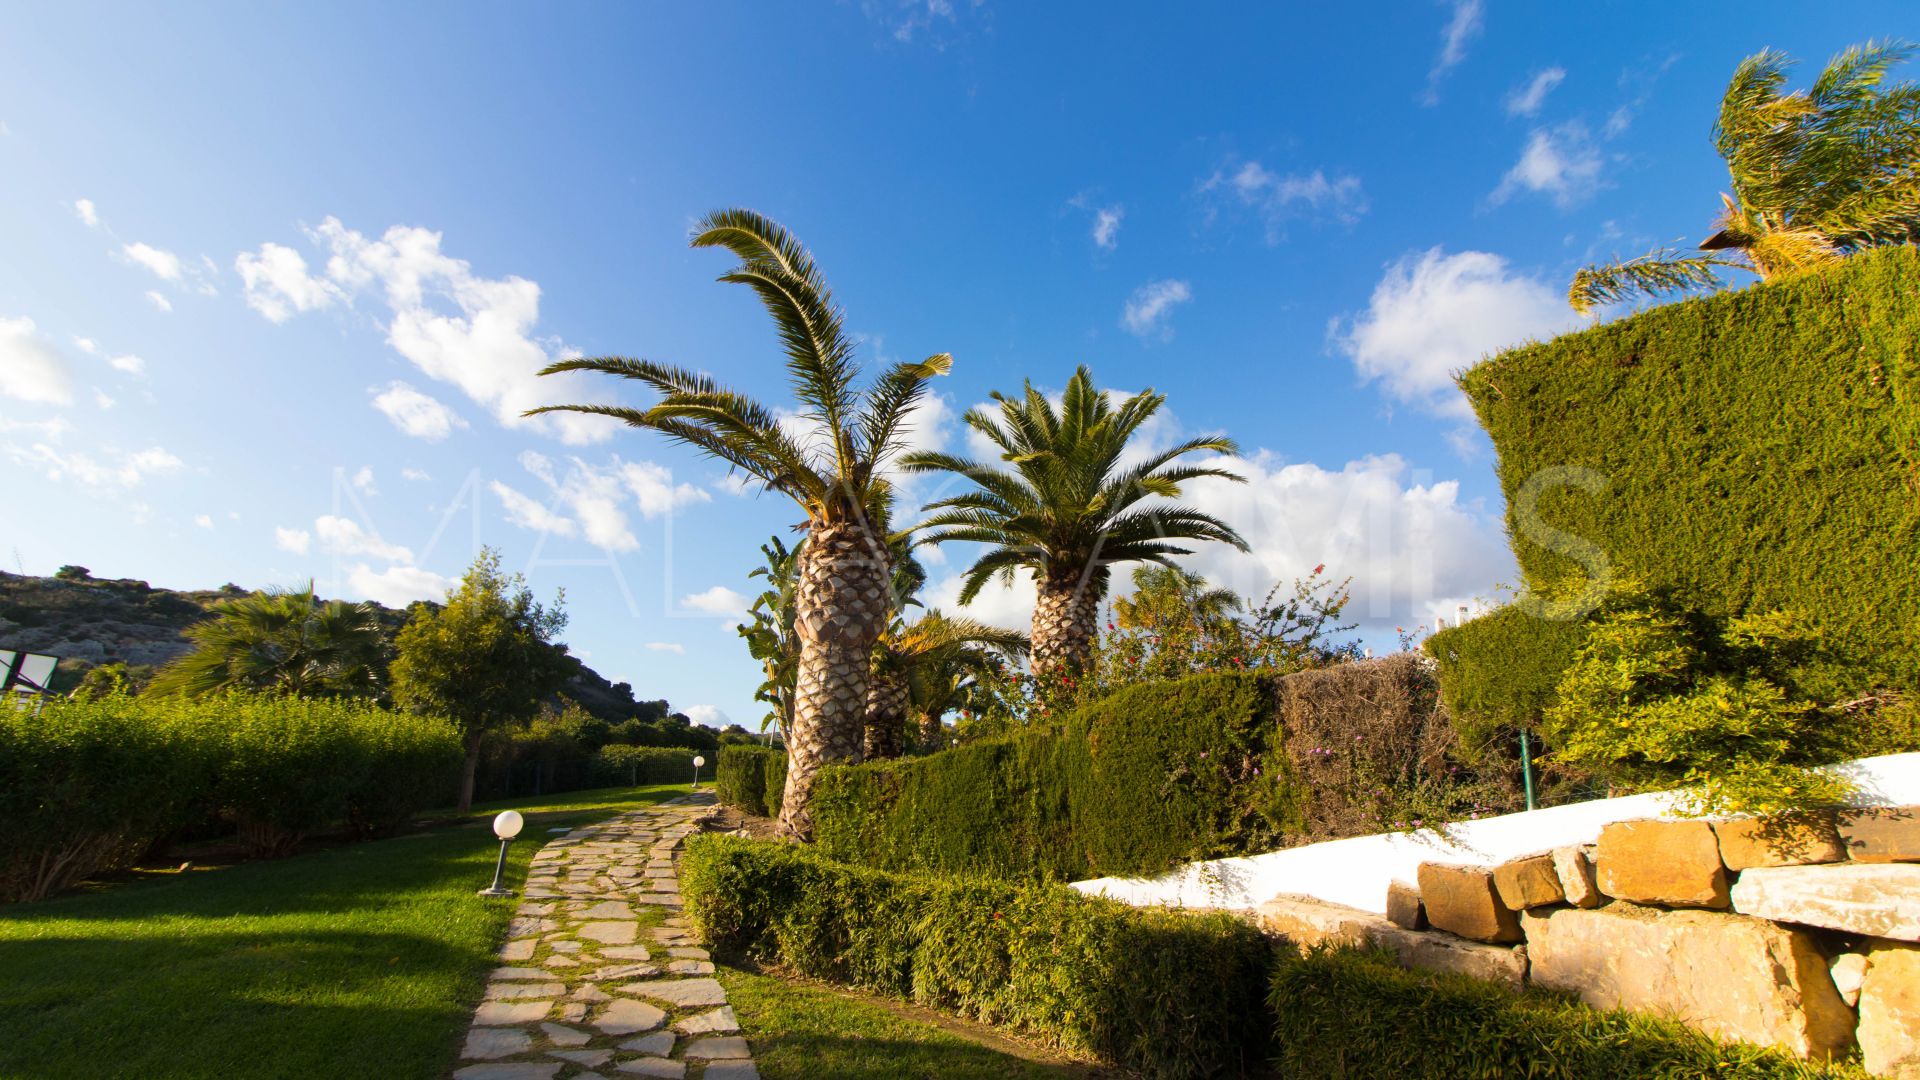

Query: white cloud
<box><xmin>275</xmin><ymin>526</ymin><xmax>312</xmax><ymax>554</ymax></box>
<box><xmin>1332</xmin><ymin>248</ymin><xmax>1576</xmax><ymax>417</ymax></box>
<box><xmin>347</xmin><ymin>564</ymin><xmax>454</xmax><ymax>607</ymax></box>
<box><xmin>684</xmin><ymin>704</ymin><xmax>730</xmax><ymax>728</ymax></box>
<box><xmin>351</xmin><ymin>466</ymin><xmax>377</xmax><ymax>495</ymax></box>
<box><xmin>682</xmin><ymin>585</ymin><xmax>749</xmax><ymax>618</ymax></box>
<box><xmin>491</xmin><ymin>480</ymin><xmax>578</xmax><ymax>537</ymax></box>
<box><xmin>93</xmin><ymin>388</ymin><xmax>115</xmax><ymax>409</ymax></box>
<box><xmin>1505</xmin><ymin>67</ymin><xmax>1566</xmax><ymax>117</ymax></box>
<box><xmin>313</xmin><ymin>514</ymin><xmax>412</xmax><ymax>562</ymax></box>
<box><xmin>924</xmin><ymin>569</ymin><xmax>1037</xmax><ymax>632</ymax></box>
<box><xmin>0</xmin><ymin>316</ymin><xmax>74</xmax><ymax>405</ymax></box>
<box><xmin>73</xmin><ymin>336</ymin><xmax>145</xmax><ymax>376</ymax></box>
<box><xmin>1492</xmin><ymin>122</ymin><xmax>1605</xmax><ymax>208</ymax></box>
<box><xmin>239</xmin><ymin>217</ymin><xmax>617</xmax><ymax>444</ymax></box>
<box><xmin>73</xmin><ymin>198</ymin><xmax>99</xmax><ymax>228</ymax></box>
<box><xmin>622</xmin><ymin>460</ymin><xmax>710</xmax><ymax>517</ymax></box>
<box><xmin>145</xmin><ymin>290</ymin><xmax>173</xmax><ymax>313</ymax></box>
<box><xmin>1120</xmin><ymin>279</ymin><xmax>1193</xmax><ymax>342</ymax></box>
<box><xmin>644</xmin><ymin>642</ymin><xmax>686</xmax><ymax>655</ymax></box>
<box><xmin>1422</xmin><ymin>0</ymin><xmax>1484</xmax><ymax>105</ymax></box>
<box><xmin>713</xmin><ymin>472</ymin><xmax>758</xmax><ymax>497</ymax></box>
<box><xmin>194</xmin><ymin>514</ymin><xmax>213</xmax><ymax>529</ymax></box>
<box><xmin>370</xmin><ymin>381</ymin><xmax>468</xmax><ymax>441</ymax></box>
<box><xmin>235</xmin><ymin>241</ymin><xmax>344</xmax><ymax>323</ymax></box>
<box><xmin>121</xmin><ymin>242</ymin><xmax>182</xmax><ymax>281</ymax></box>
<box><xmin>1208</xmin><ymin>162</ymin><xmax>1369</xmax><ymax>242</ymax></box>
<box><xmin>1091</xmin><ymin>205</ymin><xmax>1123</xmax><ymax>250</ymax></box>
<box><xmin>401</xmin><ymin>467</ymin><xmax>431</xmax><ymax>482</ymax></box>
<box><xmin>3</xmin><ymin>441</ymin><xmax>182</xmax><ymax>491</ymax></box>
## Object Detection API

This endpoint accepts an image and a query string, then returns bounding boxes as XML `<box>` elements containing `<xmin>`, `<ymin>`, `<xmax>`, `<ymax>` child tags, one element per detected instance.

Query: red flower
<box><xmin>1313</xmin><ymin>563</ymin><xmax>1325</xmax><ymax>575</ymax></box>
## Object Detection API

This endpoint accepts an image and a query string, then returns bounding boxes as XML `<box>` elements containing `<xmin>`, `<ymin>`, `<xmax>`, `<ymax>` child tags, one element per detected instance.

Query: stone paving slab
<box><xmin>457</xmin><ymin>794</ymin><xmax>756</xmax><ymax>1080</ymax></box>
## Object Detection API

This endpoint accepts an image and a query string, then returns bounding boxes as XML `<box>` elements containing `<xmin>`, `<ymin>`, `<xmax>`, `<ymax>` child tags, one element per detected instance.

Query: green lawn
<box><xmin>720</xmin><ymin>964</ymin><xmax>1106</xmax><ymax>1080</ymax></box>
<box><xmin>0</xmin><ymin>784</ymin><xmax>681</xmax><ymax>1080</ymax></box>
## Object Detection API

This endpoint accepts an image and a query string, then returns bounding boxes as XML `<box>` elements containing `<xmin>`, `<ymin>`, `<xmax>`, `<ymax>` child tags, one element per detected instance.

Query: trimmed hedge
<box><xmin>680</xmin><ymin>834</ymin><xmax>1274</xmax><ymax>1080</ymax></box>
<box><xmin>1425</xmin><ymin>606</ymin><xmax>1590</xmax><ymax>747</ymax></box>
<box><xmin>1449</xmin><ymin>245</ymin><xmax>1920</xmax><ymax>727</ymax></box>
<box><xmin>0</xmin><ymin>693</ymin><xmax>464</xmax><ymax>900</ymax></box>
<box><xmin>1269</xmin><ymin>945</ymin><xmax>1863</xmax><ymax>1079</ymax></box>
<box><xmin>590</xmin><ymin>744</ymin><xmax>701</xmax><ymax>788</ymax></box>
<box><xmin>715</xmin><ymin>745</ymin><xmax>788</xmax><ymax>817</ymax></box>
<box><xmin>811</xmin><ymin>673</ymin><xmax>1292</xmax><ymax>880</ymax></box>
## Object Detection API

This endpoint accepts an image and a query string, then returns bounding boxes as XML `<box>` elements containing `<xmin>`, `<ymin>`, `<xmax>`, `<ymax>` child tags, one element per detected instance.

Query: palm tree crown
<box><xmin>901</xmin><ymin>365</ymin><xmax>1247</xmax><ymax>671</ymax></box>
<box><xmin>149</xmin><ymin>584</ymin><xmax>385</xmax><ymax>698</ymax></box>
<box><xmin>1570</xmin><ymin>41</ymin><xmax>1920</xmax><ymax>313</ymax></box>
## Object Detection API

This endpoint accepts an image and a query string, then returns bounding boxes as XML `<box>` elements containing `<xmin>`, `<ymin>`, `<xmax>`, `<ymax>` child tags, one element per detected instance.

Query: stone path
<box><xmin>455</xmin><ymin>793</ymin><xmax>759</xmax><ymax>1080</ymax></box>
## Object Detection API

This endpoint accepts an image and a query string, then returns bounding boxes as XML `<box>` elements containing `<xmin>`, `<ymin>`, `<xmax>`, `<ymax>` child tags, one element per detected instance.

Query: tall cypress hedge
<box><xmin>809</xmin><ymin>673</ymin><xmax>1294</xmax><ymax>880</ymax></box>
<box><xmin>1437</xmin><ymin>246</ymin><xmax>1920</xmax><ymax>732</ymax></box>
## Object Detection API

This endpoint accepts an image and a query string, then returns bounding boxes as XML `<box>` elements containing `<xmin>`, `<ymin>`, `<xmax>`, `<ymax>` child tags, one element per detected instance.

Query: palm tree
<box><xmin>901</xmin><ymin>366</ymin><xmax>1248</xmax><ymax>674</ymax></box>
<box><xmin>1569</xmin><ymin>41</ymin><xmax>1920</xmax><ymax>314</ymax></box>
<box><xmin>736</xmin><ymin>535</ymin><xmax>803</xmax><ymax>743</ymax></box>
<box><xmin>865</xmin><ymin>612</ymin><xmax>1027</xmax><ymax>759</ymax></box>
<box><xmin>1111</xmin><ymin>564</ymin><xmax>1243</xmax><ymax>634</ymax></box>
<box><xmin>527</xmin><ymin>209</ymin><xmax>951</xmax><ymax>840</ymax></box>
<box><xmin>148</xmin><ymin>584</ymin><xmax>385</xmax><ymax>698</ymax></box>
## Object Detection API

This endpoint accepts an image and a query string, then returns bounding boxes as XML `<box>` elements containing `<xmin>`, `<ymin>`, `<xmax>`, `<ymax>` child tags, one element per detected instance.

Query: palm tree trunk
<box><xmin>777</xmin><ymin>520</ymin><xmax>893</xmax><ymax>840</ymax></box>
<box><xmin>1032</xmin><ymin>563</ymin><xmax>1104</xmax><ymax>676</ymax></box>
<box><xmin>862</xmin><ymin>672</ymin><xmax>912</xmax><ymax>760</ymax></box>
<box><xmin>915</xmin><ymin>709</ymin><xmax>944</xmax><ymax>752</ymax></box>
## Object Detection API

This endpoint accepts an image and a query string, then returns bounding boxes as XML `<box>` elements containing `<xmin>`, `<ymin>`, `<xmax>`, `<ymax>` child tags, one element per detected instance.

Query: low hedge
<box><xmin>809</xmin><ymin>673</ymin><xmax>1290</xmax><ymax>880</ymax></box>
<box><xmin>715</xmin><ymin>745</ymin><xmax>787</xmax><ymax>817</ymax></box>
<box><xmin>1269</xmin><ymin>946</ymin><xmax>1862</xmax><ymax>1079</ymax></box>
<box><xmin>590</xmin><ymin>744</ymin><xmax>702</xmax><ymax>788</ymax></box>
<box><xmin>680</xmin><ymin>834</ymin><xmax>1274</xmax><ymax>1080</ymax></box>
<box><xmin>0</xmin><ymin>692</ymin><xmax>464</xmax><ymax>900</ymax></box>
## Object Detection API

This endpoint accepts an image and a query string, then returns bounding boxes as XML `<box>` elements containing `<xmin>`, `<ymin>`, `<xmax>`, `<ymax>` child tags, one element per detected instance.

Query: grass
<box><xmin>719</xmin><ymin>963</ymin><xmax>1110</xmax><ymax>1080</ymax></box>
<box><xmin>0</xmin><ymin>783</ymin><xmax>682</xmax><ymax>1080</ymax></box>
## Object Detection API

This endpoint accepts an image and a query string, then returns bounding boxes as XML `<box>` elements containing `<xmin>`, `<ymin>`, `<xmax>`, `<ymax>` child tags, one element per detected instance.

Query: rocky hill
<box><xmin>0</xmin><ymin>568</ymin><xmax>659</xmax><ymax>721</ymax></box>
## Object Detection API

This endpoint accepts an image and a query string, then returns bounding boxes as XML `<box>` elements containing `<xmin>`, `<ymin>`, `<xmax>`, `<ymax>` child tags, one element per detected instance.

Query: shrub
<box><xmin>1268</xmin><ymin>945</ymin><xmax>1862</xmax><ymax>1079</ymax></box>
<box><xmin>812</xmin><ymin>672</ymin><xmax>1292</xmax><ymax>880</ymax></box>
<box><xmin>590</xmin><ymin>744</ymin><xmax>700</xmax><ymax>787</ymax></box>
<box><xmin>716</xmin><ymin>745</ymin><xmax>785</xmax><ymax>816</ymax></box>
<box><xmin>344</xmin><ymin>709</ymin><xmax>465</xmax><ymax>838</ymax></box>
<box><xmin>1455</xmin><ymin>245</ymin><xmax>1920</xmax><ymax>711</ymax></box>
<box><xmin>0</xmin><ymin>694</ymin><xmax>216</xmax><ymax>902</ymax></box>
<box><xmin>681</xmin><ymin>834</ymin><xmax>1274</xmax><ymax>1080</ymax></box>
<box><xmin>1425</xmin><ymin>605</ymin><xmax>1589</xmax><ymax>748</ymax></box>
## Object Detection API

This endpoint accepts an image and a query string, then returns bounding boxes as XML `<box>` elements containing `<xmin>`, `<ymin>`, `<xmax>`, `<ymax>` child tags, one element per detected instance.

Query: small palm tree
<box><xmin>736</xmin><ymin>535</ymin><xmax>802</xmax><ymax>743</ymax></box>
<box><xmin>148</xmin><ymin>584</ymin><xmax>385</xmax><ymax>698</ymax></box>
<box><xmin>528</xmin><ymin>209</ymin><xmax>950</xmax><ymax>840</ymax></box>
<box><xmin>1570</xmin><ymin>41</ymin><xmax>1920</xmax><ymax>313</ymax></box>
<box><xmin>865</xmin><ymin>612</ymin><xmax>1027</xmax><ymax>759</ymax></box>
<box><xmin>1111</xmin><ymin>564</ymin><xmax>1243</xmax><ymax>634</ymax></box>
<box><xmin>902</xmin><ymin>366</ymin><xmax>1248</xmax><ymax>674</ymax></box>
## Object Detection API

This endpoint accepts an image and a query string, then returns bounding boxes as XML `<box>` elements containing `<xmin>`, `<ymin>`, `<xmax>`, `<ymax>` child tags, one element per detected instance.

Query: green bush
<box><xmin>590</xmin><ymin>744</ymin><xmax>701</xmax><ymax>787</ymax></box>
<box><xmin>1455</xmin><ymin>245</ymin><xmax>1920</xmax><ymax>716</ymax></box>
<box><xmin>681</xmin><ymin>834</ymin><xmax>1274</xmax><ymax>1080</ymax></box>
<box><xmin>811</xmin><ymin>673</ymin><xmax>1290</xmax><ymax>880</ymax></box>
<box><xmin>1268</xmin><ymin>945</ymin><xmax>1863</xmax><ymax>1079</ymax></box>
<box><xmin>0</xmin><ymin>694</ymin><xmax>216</xmax><ymax>901</ymax></box>
<box><xmin>1425</xmin><ymin>606</ymin><xmax>1589</xmax><ymax>748</ymax></box>
<box><xmin>716</xmin><ymin>745</ymin><xmax>785</xmax><ymax>816</ymax></box>
<box><xmin>344</xmin><ymin>708</ymin><xmax>465</xmax><ymax>838</ymax></box>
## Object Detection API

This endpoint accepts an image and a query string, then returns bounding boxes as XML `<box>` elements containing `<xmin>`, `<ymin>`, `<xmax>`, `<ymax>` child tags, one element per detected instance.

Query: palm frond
<box><xmin>1568</xmin><ymin>249</ymin><xmax>1739</xmax><ymax>314</ymax></box>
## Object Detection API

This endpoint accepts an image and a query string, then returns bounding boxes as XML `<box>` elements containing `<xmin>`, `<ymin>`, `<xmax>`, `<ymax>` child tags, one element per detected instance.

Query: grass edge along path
<box><xmin>0</xmin><ymin>784</ymin><xmax>685</xmax><ymax>1080</ymax></box>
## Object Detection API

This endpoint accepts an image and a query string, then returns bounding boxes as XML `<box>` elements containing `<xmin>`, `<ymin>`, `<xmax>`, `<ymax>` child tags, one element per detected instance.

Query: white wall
<box><xmin>1070</xmin><ymin>752</ymin><xmax>1920</xmax><ymax>914</ymax></box>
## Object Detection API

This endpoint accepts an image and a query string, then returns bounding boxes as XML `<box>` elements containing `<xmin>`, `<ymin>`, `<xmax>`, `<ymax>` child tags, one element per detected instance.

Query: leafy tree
<box><xmin>527</xmin><ymin>209</ymin><xmax>950</xmax><ymax>840</ymax></box>
<box><xmin>902</xmin><ymin>366</ymin><xmax>1247</xmax><ymax>674</ymax></box>
<box><xmin>147</xmin><ymin>584</ymin><xmax>385</xmax><ymax>699</ymax></box>
<box><xmin>866</xmin><ymin>611</ymin><xmax>1028</xmax><ymax>758</ymax></box>
<box><xmin>389</xmin><ymin>549</ymin><xmax>570</xmax><ymax>811</ymax></box>
<box><xmin>54</xmin><ymin>565</ymin><xmax>90</xmax><ymax>582</ymax></box>
<box><xmin>1570</xmin><ymin>41</ymin><xmax>1920</xmax><ymax>313</ymax></box>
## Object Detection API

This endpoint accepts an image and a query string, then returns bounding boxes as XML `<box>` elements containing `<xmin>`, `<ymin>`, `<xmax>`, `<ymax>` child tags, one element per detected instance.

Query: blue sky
<box><xmin>2</xmin><ymin>1</ymin><xmax>1912</xmax><ymax>728</ymax></box>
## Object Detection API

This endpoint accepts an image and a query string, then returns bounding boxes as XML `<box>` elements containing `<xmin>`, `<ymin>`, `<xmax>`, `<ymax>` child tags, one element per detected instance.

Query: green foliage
<box><xmin>1425</xmin><ymin>605</ymin><xmax>1590</xmax><ymax>749</ymax></box>
<box><xmin>1458</xmin><ymin>244</ymin><xmax>1920</xmax><ymax>711</ymax></box>
<box><xmin>811</xmin><ymin>673</ymin><xmax>1291</xmax><ymax>880</ymax></box>
<box><xmin>680</xmin><ymin>834</ymin><xmax>1274</xmax><ymax>1080</ymax></box>
<box><xmin>736</xmin><ymin>535</ymin><xmax>802</xmax><ymax>738</ymax></box>
<box><xmin>1545</xmin><ymin>585</ymin><xmax>1870</xmax><ymax>814</ymax></box>
<box><xmin>589</xmin><ymin>744</ymin><xmax>701</xmax><ymax>787</ymax></box>
<box><xmin>716</xmin><ymin>745</ymin><xmax>788</xmax><ymax>817</ymax></box>
<box><xmin>1268</xmin><ymin>945</ymin><xmax>1864</xmax><ymax>1079</ymax></box>
<box><xmin>147</xmin><ymin>584</ymin><xmax>387</xmax><ymax>699</ymax></box>
<box><xmin>0</xmin><ymin>693</ymin><xmax>216</xmax><ymax>901</ymax></box>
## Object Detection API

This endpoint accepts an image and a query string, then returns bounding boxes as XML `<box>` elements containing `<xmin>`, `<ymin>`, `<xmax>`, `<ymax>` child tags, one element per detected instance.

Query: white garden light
<box><xmin>692</xmin><ymin>755</ymin><xmax>707</xmax><ymax>790</ymax></box>
<box><xmin>477</xmin><ymin>810</ymin><xmax>525</xmax><ymax>897</ymax></box>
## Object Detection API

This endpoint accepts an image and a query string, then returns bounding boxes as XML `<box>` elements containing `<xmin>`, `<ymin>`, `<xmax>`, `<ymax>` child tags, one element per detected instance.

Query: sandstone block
<box><xmin>1831</xmin><ymin>953</ymin><xmax>1868</xmax><ymax>1008</ymax></box>
<box><xmin>1730</xmin><ymin>863</ymin><xmax>1920</xmax><ymax>943</ymax></box>
<box><xmin>1839</xmin><ymin>807</ymin><xmax>1920</xmax><ymax>864</ymax></box>
<box><xmin>1520</xmin><ymin>903</ymin><xmax>1855</xmax><ymax>1059</ymax></box>
<box><xmin>1254</xmin><ymin>895</ymin><xmax>1527</xmax><ymax>988</ymax></box>
<box><xmin>1493</xmin><ymin>853</ymin><xmax>1565</xmax><ymax>910</ymax></box>
<box><xmin>1553</xmin><ymin>845</ymin><xmax>1604</xmax><ymax>908</ymax></box>
<box><xmin>1419</xmin><ymin>863</ymin><xmax>1522</xmax><ymax>943</ymax></box>
<box><xmin>1385</xmin><ymin>881</ymin><xmax>1426</xmax><ymax>930</ymax></box>
<box><xmin>1858</xmin><ymin>940</ymin><xmax>1920</xmax><ymax>1078</ymax></box>
<box><xmin>1713</xmin><ymin>814</ymin><xmax>1846</xmax><ymax>870</ymax></box>
<box><xmin>1596</xmin><ymin>819</ymin><xmax>1730</xmax><ymax>908</ymax></box>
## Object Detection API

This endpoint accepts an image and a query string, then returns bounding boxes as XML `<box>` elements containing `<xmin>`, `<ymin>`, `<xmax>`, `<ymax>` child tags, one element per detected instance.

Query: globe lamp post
<box><xmin>477</xmin><ymin>810</ymin><xmax>525</xmax><ymax>897</ymax></box>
